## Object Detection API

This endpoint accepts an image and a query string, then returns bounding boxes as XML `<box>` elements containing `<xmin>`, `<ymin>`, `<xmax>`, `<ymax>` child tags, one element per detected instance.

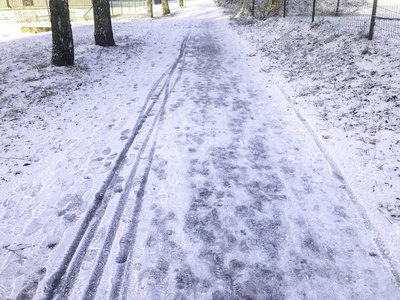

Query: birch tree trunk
<box><xmin>93</xmin><ymin>0</ymin><xmax>115</xmax><ymax>46</ymax></box>
<box><xmin>49</xmin><ymin>0</ymin><xmax>74</xmax><ymax>66</ymax></box>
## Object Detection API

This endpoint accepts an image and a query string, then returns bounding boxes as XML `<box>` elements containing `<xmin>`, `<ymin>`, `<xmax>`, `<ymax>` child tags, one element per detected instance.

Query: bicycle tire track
<box><xmin>84</xmin><ymin>33</ymin><xmax>190</xmax><ymax>300</ymax></box>
<box><xmin>83</xmin><ymin>79</ymin><xmax>172</xmax><ymax>300</ymax></box>
<box><xmin>45</xmin><ymin>75</ymin><xmax>168</xmax><ymax>300</ymax></box>
<box><xmin>42</xmin><ymin>32</ymin><xmax>191</xmax><ymax>300</ymax></box>
<box><xmin>42</xmin><ymin>37</ymin><xmax>189</xmax><ymax>300</ymax></box>
<box><xmin>108</xmin><ymin>139</ymin><xmax>157</xmax><ymax>300</ymax></box>
<box><xmin>88</xmin><ymin>135</ymin><xmax>159</xmax><ymax>300</ymax></box>
<box><xmin>55</xmin><ymin>87</ymin><xmax>167</xmax><ymax>300</ymax></box>
<box><xmin>107</xmin><ymin>33</ymin><xmax>191</xmax><ymax>300</ymax></box>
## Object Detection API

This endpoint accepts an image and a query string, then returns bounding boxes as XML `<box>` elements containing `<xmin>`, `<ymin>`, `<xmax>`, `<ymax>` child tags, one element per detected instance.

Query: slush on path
<box><xmin>1</xmin><ymin>0</ymin><xmax>399</xmax><ymax>299</ymax></box>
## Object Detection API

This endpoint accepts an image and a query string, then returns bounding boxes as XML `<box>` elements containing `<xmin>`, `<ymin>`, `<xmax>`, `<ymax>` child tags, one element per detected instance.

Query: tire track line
<box><xmin>83</xmin><ymin>85</ymin><xmax>168</xmax><ymax>300</ymax></box>
<box><xmin>42</xmin><ymin>33</ymin><xmax>190</xmax><ymax>300</ymax></box>
<box><xmin>84</xmin><ymin>33</ymin><xmax>191</xmax><ymax>298</ymax></box>
<box><xmin>45</xmin><ymin>77</ymin><xmax>167</xmax><ymax>300</ymax></box>
<box><xmin>108</xmin><ymin>33</ymin><xmax>191</xmax><ymax>300</ymax></box>
<box><xmin>55</xmin><ymin>79</ymin><xmax>169</xmax><ymax>300</ymax></box>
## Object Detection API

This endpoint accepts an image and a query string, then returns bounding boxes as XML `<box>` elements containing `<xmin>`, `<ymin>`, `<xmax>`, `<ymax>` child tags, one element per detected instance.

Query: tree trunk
<box><xmin>266</xmin><ymin>0</ymin><xmax>279</xmax><ymax>15</ymax></box>
<box><xmin>49</xmin><ymin>0</ymin><xmax>74</xmax><ymax>66</ymax></box>
<box><xmin>147</xmin><ymin>0</ymin><xmax>153</xmax><ymax>18</ymax></box>
<box><xmin>93</xmin><ymin>0</ymin><xmax>115</xmax><ymax>46</ymax></box>
<box><xmin>161</xmin><ymin>0</ymin><xmax>170</xmax><ymax>15</ymax></box>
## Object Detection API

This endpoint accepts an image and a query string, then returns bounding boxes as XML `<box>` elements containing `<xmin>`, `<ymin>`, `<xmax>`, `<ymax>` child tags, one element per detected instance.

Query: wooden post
<box><xmin>45</xmin><ymin>0</ymin><xmax>51</xmax><ymax>21</ymax></box>
<box><xmin>312</xmin><ymin>0</ymin><xmax>316</xmax><ymax>23</ymax></box>
<box><xmin>368</xmin><ymin>0</ymin><xmax>378</xmax><ymax>40</ymax></box>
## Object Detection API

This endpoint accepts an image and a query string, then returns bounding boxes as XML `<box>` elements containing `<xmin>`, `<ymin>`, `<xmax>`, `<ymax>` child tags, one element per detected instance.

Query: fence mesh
<box><xmin>335</xmin><ymin>0</ymin><xmax>372</xmax><ymax>34</ymax></box>
<box><xmin>1</xmin><ymin>0</ymin><xmax>400</xmax><ymax>39</ymax></box>
<box><xmin>0</xmin><ymin>0</ymin><xmax>147</xmax><ymax>22</ymax></box>
<box><xmin>376</xmin><ymin>0</ymin><xmax>400</xmax><ymax>37</ymax></box>
<box><xmin>284</xmin><ymin>0</ymin><xmax>400</xmax><ymax>39</ymax></box>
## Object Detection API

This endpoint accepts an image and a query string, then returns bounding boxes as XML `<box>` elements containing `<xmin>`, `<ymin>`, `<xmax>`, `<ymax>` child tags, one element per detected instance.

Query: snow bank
<box><xmin>229</xmin><ymin>13</ymin><xmax>400</xmax><ymax>269</ymax></box>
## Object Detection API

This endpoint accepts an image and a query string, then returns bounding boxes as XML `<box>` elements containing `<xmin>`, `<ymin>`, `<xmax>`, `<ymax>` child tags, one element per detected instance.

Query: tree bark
<box><xmin>161</xmin><ymin>0</ymin><xmax>170</xmax><ymax>15</ymax></box>
<box><xmin>147</xmin><ymin>0</ymin><xmax>153</xmax><ymax>18</ymax></box>
<box><xmin>266</xmin><ymin>0</ymin><xmax>279</xmax><ymax>15</ymax></box>
<box><xmin>49</xmin><ymin>0</ymin><xmax>74</xmax><ymax>66</ymax></box>
<box><xmin>93</xmin><ymin>0</ymin><xmax>115</xmax><ymax>46</ymax></box>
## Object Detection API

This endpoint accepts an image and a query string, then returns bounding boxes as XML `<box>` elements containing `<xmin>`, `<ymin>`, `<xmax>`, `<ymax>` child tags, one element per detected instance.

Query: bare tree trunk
<box><xmin>161</xmin><ymin>0</ymin><xmax>170</xmax><ymax>15</ymax></box>
<box><xmin>93</xmin><ymin>0</ymin><xmax>115</xmax><ymax>46</ymax></box>
<box><xmin>266</xmin><ymin>0</ymin><xmax>279</xmax><ymax>15</ymax></box>
<box><xmin>49</xmin><ymin>0</ymin><xmax>74</xmax><ymax>66</ymax></box>
<box><xmin>147</xmin><ymin>0</ymin><xmax>153</xmax><ymax>17</ymax></box>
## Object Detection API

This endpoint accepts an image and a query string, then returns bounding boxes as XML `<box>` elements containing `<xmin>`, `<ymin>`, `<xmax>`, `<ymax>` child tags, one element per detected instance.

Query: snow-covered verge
<box><xmin>228</xmin><ymin>14</ymin><xmax>400</xmax><ymax>267</ymax></box>
<box><xmin>0</xmin><ymin>3</ymin><xmax>188</xmax><ymax>298</ymax></box>
<box><xmin>1</xmin><ymin>0</ymin><xmax>400</xmax><ymax>297</ymax></box>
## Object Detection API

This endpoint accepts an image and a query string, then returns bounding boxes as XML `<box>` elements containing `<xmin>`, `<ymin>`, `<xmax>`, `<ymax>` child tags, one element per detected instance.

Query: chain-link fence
<box><xmin>0</xmin><ymin>0</ymin><xmax>92</xmax><ymax>9</ymax></box>
<box><xmin>109</xmin><ymin>0</ymin><xmax>147</xmax><ymax>16</ymax></box>
<box><xmin>0</xmin><ymin>0</ymin><xmax>147</xmax><ymax>22</ymax></box>
<box><xmin>375</xmin><ymin>0</ymin><xmax>400</xmax><ymax>37</ymax></box>
<box><xmin>283</xmin><ymin>0</ymin><xmax>400</xmax><ymax>39</ymax></box>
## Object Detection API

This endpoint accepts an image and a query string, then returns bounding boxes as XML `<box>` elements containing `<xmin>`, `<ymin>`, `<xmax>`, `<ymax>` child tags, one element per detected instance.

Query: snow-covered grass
<box><xmin>0</xmin><ymin>3</ymin><xmax>188</xmax><ymax>298</ymax></box>
<box><xmin>229</xmin><ymin>14</ymin><xmax>400</xmax><ymax>263</ymax></box>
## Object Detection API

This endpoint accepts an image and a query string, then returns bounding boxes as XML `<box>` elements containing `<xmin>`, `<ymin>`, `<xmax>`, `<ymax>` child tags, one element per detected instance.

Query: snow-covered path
<box><xmin>1</xmin><ymin>0</ymin><xmax>399</xmax><ymax>299</ymax></box>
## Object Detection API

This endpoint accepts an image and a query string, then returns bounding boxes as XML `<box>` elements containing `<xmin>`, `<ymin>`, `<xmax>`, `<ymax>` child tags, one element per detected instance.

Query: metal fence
<box><xmin>0</xmin><ymin>0</ymin><xmax>92</xmax><ymax>9</ymax></box>
<box><xmin>375</xmin><ymin>0</ymin><xmax>400</xmax><ymax>37</ymax></box>
<box><xmin>0</xmin><ymin>0</ymin><xmax>147</xmax><ymax>22</ymax></box>
<box><xmin>283</xmin><ymin>0</ymin><xmax>400</xmax><ymax>39</ymax></box>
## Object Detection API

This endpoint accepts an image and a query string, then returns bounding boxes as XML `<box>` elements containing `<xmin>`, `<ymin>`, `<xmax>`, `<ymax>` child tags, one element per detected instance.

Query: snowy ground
<box><xmin>0</xmin><ymin>0</ymin><xmax>400</xmax><ymax>299</ymax></box>
<box><xmin>228</xmin><ymin>9</ymin><xmax>400</xmax><ymax>270</ymax></box>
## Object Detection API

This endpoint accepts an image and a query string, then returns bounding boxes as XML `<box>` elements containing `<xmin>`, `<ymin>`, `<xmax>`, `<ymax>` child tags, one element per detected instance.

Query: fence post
<box><xmin>335</xmin><ymin>0</ymin><xmax>340</xmax><ymax>16</ymax></box>
<box><xmin>45</xmin><ymin>0</ymin><xmax>50</xmax><ymax>20</ymax></box>
<box><xmin>368</xmin><ymin>0</ymin><xmax>378</xmax><ymax>40</ymax></box>
<box><xmin>312</xmin><ymin>0</ymin><xmax>316</xmax><ymax>22</ymax></box>
<box><xmin>283</xmin><ymin>0</ymin><xmax>287</xmax><ymax>17</ymax></box>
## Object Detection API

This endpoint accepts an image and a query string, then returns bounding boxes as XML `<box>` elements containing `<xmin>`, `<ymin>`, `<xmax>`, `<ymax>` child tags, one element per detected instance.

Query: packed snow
<box><xmin>0</xmin><ymin>0</ymin><xmax>399</xmax><ymax>299</ymax></box>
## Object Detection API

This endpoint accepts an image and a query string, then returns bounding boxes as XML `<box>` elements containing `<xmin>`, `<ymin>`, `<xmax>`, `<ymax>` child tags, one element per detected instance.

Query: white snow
<box><xmin>228</xmin><ymin>13</ymin><xmax>400</xmax><ymax>262</ymax></box>
<box><xmin>0</xmin><ymin>0</ymin><xmax>399</xmax><ymax>298</ymax></box>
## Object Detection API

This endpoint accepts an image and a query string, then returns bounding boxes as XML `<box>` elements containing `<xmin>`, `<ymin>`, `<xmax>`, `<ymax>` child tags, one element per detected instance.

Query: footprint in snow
<box><xmin>102</xmin><ymin>147</ymin><xmax>112</xmax><ymax>156</ymax></box>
